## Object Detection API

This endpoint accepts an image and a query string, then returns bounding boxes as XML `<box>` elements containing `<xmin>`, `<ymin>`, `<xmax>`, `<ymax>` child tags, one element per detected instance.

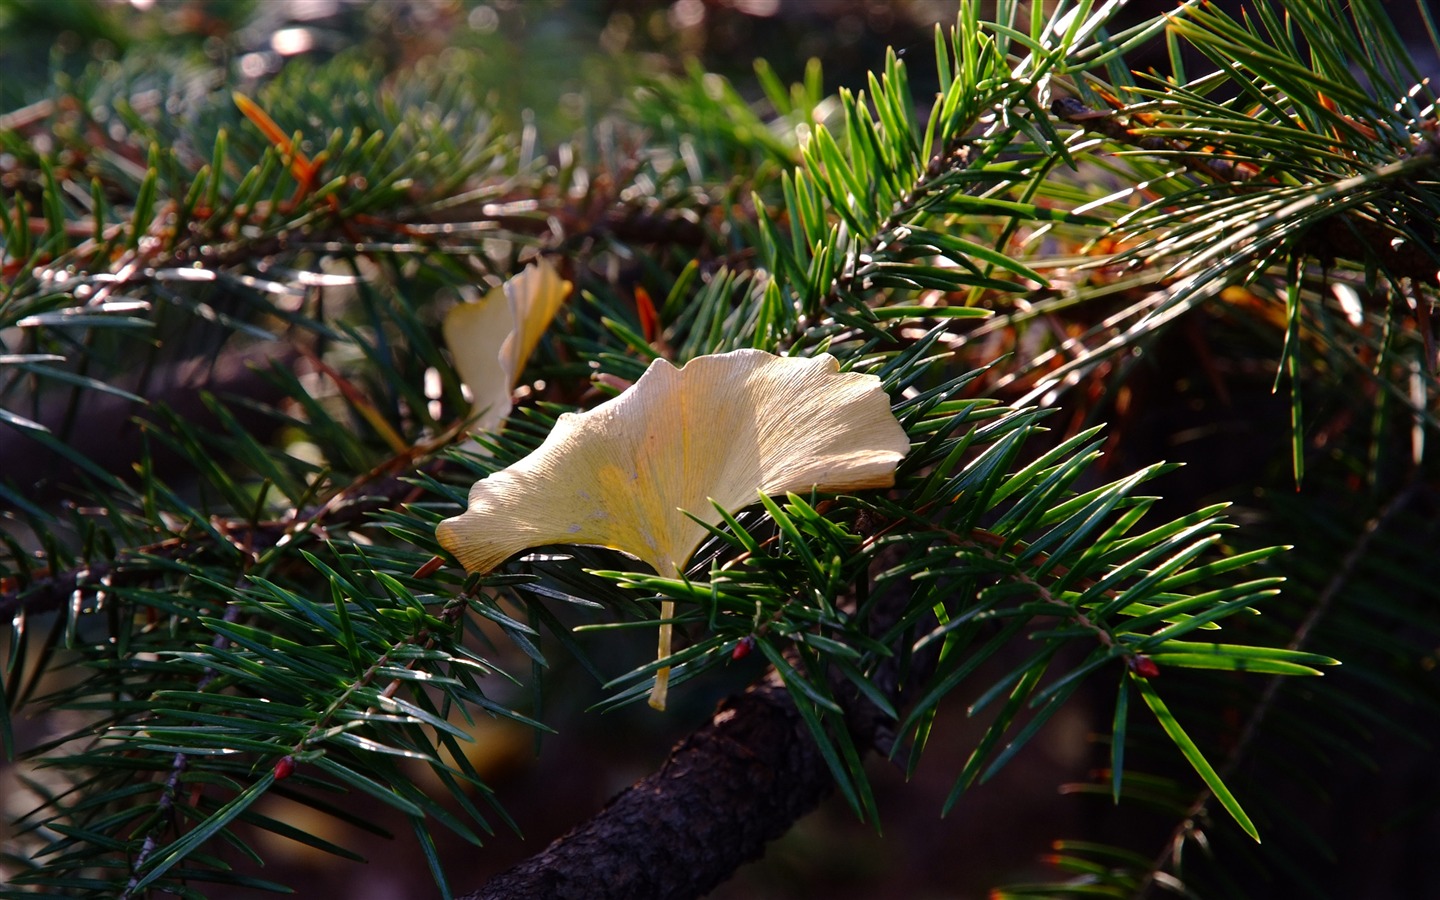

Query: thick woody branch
<box><xmin>459</xmin><ymin>677</ymin><xmax>832</xmax><ymax>900</ymax></box>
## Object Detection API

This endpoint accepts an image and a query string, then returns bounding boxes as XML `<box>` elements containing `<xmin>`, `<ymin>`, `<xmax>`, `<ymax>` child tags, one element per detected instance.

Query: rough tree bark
<box><xmin>459</xmin><ymin>676</ymin><xmax>832</xmax><ymax>900</ymax></box>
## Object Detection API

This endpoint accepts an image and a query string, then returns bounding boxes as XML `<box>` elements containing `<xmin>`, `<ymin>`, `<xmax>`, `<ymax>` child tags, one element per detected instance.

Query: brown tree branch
<box><xmin>459</xmin><ymin>676</ymin><xmax>832</xmax><ymax>900</ymax></box>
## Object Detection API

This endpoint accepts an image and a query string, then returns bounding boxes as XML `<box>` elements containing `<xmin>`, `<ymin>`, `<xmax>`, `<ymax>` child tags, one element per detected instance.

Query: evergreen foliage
<box><xmin>1</xmin><ymin>1</ymin><xmax>1437</xmax><ymax>897</ymax></box>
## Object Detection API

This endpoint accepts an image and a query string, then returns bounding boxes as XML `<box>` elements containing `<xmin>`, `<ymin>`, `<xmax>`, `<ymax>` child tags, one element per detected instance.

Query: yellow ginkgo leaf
<box><xmin>436</xmin><ymin>348</ymin><xmax>910</xmax><ymax>709</ymax></box>
<box><xmin>443</xmin><ymin>258</ymin><xmax>571</xmax><ymax>437</ymax></box>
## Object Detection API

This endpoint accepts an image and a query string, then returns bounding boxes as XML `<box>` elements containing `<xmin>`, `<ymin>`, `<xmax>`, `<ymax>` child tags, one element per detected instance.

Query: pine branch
<box><xmin>0</xmin><ymin>464</ymin><xmax>433</xmax><ymax>619</ymax></box>
<box><xmin>0</xmin><ymin>342</ymin><xmax>298</xmax><ymax>501</ymax></box>
<box><xmin>119</xmin><ymin>600</ymin><xmax>243</xmax><ymax>900</ymax></box>
<box><xmin>1136</xmin><ymin>479</ymin><xmax>1425</xmax><ymax>899</ymax></box>
<box><xmin>1052</xmin><ymin>96</ymin><xmax>1440</xmax><ymax>284</ymax></box>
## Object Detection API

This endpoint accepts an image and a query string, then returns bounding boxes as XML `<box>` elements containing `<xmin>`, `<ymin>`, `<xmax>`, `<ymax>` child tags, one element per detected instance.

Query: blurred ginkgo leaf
<box><xmin>444</xmin><ymin>258</ymin><xmax>572</xmax><ymax>439</ymax></box>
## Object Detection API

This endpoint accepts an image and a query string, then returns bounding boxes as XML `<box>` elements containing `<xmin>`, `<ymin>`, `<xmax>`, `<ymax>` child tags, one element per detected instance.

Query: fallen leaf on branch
<box><xmin>436</xmin><ymin>348</ymin><xmax>909</xmax><ymax>709</ymax></box>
